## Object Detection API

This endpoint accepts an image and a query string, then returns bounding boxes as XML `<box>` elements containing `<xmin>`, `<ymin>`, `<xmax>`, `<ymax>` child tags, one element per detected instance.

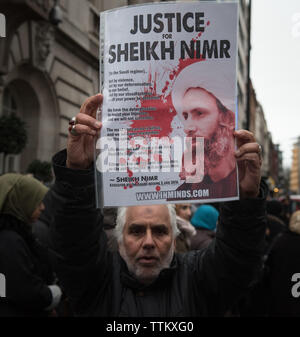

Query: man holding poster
<box><xmin>49</xmin><ymin>93</ymin><xmax>267</xmax><ymax>317</ymax></box>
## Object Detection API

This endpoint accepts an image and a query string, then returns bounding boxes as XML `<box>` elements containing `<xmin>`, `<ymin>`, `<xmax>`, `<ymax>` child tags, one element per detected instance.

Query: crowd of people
<box><xmin>0</xmin><ymin>94</ymin><xmax>299</xmax><ymax>317</ymax></box>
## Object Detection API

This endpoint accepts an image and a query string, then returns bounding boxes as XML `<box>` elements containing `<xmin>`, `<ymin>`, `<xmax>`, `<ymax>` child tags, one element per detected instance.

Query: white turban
<box><xmin>171</xmin><ymin>60</ymin><xmax>236</xmax><ymax>116</ymax></box>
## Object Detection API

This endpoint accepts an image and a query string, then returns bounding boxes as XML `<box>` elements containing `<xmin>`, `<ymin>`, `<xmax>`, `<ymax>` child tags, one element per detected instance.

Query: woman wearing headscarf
<box><xmin>190</xmin><ymin>204</ymin><xmax>219</xmax><ymax>251</ymax></box>
<box><xmin>0</xmin><ymin>173</ymin><xmax>62</xmax><ymax>316</ymax></box>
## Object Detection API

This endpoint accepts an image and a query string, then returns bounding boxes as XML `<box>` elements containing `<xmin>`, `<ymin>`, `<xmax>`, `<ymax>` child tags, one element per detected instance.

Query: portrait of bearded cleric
<box><xmin>170</xmin><ymin>61</ymin><xmax>238</xmax><ymax>200</ymax></box>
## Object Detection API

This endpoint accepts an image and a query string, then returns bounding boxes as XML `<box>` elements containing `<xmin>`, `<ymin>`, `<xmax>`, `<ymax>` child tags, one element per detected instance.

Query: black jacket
<box><xmin>265</xmin><ymin>230</ymin><xmax>300</xmax><ymax>316</ymax></box>
<box><xmin>239</xmin><ymin>229</ymin><xmax>300</xmax><ymax>317</ymax></box>
<box><xmin>50</xmin><ymin>150</ymin><xmax>267</xmax><ymax>317</ymax></box>
<box><xmin>0</xmin><ymin>215</ymin><xmax>54</xmax><ymax>316</ymax></box>
<box><xmin>190</xmin><ymin>228</ymin><xmax>216</xmax><ymax>251</ymax></box>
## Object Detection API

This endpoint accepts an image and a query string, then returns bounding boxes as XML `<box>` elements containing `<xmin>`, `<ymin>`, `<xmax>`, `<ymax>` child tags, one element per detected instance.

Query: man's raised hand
<box><xmin>66</xmin><ymin>94</ymin><xmax>103</xmax><ymax>170</ymax></box>
<box><xmin>234</xmin><ymin>130</ymin><xmax>262</xmax><ymax>199</ymax></box>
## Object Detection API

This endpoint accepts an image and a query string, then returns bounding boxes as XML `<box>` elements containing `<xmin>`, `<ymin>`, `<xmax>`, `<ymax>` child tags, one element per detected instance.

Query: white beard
<box><xmin>119</xmin><ymin>244</ymin><xmax>175</xmax><ymax>285</ymax></box>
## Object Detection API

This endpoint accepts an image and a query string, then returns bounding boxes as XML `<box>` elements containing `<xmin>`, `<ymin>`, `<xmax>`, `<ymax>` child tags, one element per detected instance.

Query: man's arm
<box><xmin>49</xmin><ymin>94</ymin><xmax>117</xmax><ymax>315</ymax></box>
<box><xmin>189</xmin><ymin>130</ymin><xmax>267</xmax><ymax>315</ymax></box>
<box><xmin>49</xmin><ymin>149</ymin><xmax>112</xmax><ymax>315</ymax></box>
<box><xmin>199</xmin><ymin>183</ymin><xmax>267</xmax><ymax>315</ymax></box>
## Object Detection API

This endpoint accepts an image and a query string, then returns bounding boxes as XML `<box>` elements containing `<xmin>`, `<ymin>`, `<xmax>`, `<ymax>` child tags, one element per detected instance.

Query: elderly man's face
<box><xmin>118</xmin><ymin>205</ymin><xmax>175</xmax><ymax>285</ymax></box>
<box><xmin>181</xmin><ymin>88</ymin><xmax>219</xmax><ymax>142</ymax></box>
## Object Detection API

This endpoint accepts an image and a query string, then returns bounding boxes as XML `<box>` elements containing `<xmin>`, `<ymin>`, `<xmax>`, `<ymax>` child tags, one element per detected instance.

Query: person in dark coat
<box><xmin>49</xmin><ymin>94</ymin><xmax>267</xmax><ymax>317</ymax></box>
<box><xmin>239</xmin><ymin>209</ymin><xmax>300</xmax><ymax>317</ymax></box>
<box><xmin>266</xmin><ymin>200</ymin><xmax>286</xmax><ymax>245</ymax></box>
<box><xmin>263</xmin><ymin>210</ymin><xmax>300</xmax><ymax>316</ymax></box>
<box><xmin>190</xmin><ymin>205</ymin><xmax>219</xmax><ymax>251</ymax></box>
<box><xmin>0</xmin><ymin>174</ymin><xmax>62</xmax><ymax>316</ymax></box>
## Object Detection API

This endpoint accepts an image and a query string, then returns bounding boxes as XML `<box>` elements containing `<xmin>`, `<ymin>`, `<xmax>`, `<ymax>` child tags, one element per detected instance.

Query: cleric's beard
<box><xmin>204</xmin><ymin>126</ymin><xmax>232</xmax><ymax>172</ymax></box>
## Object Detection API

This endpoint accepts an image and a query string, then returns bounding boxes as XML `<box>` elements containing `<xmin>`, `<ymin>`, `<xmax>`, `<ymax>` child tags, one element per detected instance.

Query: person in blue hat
<box><xmin>190</xmin><ymin>204</ymin><xmax>219</xmax><ymax>250</ymax></box>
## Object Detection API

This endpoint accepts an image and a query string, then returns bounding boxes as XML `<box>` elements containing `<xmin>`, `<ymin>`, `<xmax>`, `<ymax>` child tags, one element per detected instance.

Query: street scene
<box><xmin>0</xmin><ymin>0</ymin><xmax>300</xmax><ymax>323</ymax></box>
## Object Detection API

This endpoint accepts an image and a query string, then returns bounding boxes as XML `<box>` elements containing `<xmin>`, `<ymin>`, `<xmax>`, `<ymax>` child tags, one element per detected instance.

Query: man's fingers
<box><xmin>235</xmin><ymin>152</ymin><xmax>262</xmax><ymax>167</ymax></box>
<box><xmin>68</xmin><ymin>94</ymin><xmax>102</xmax><ymax>139</ymax></box>
<box><xmin>80</xmin><ymin>94</ymin><xmax>103</xmax><ymax>117</ymax></box>
<box><xmin>235</xmin><ymin>142</ymin><xmax>261</xmax><ymax>158</ymax></box>
<box><xmin>76</xmin><ymin>113</ymin><xmax>102</xmax><ymax>130</ymax></box>
<box><xmin>69</xmin><ymin>124</ymin><xmax>98</xmax><ymax>137</ymax></box>
<box><xmin>234</xmin><ymin>130</ymin><xmax>255</xmax><ymax>147</ymax></box>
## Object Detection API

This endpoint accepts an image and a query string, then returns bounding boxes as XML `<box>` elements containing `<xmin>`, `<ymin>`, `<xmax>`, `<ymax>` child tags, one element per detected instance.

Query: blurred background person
<box><xmin>175</xmin><ymin>204</ymin><xmax>192</xmax><ymax>222</ymax></box>
<box><xmin>280</xmin><ymin>196</ymin><xmax>292</xmax><ymax>226</ymax></box>
<box><xmin>0</xmin><ymin>173</ymin><xmax>62</xmax><ymax>316</ymax></box>
<box><xmin>190</xmin><ymin>204</ymin><xmax>219</xmax><ymax>251</ymax></box>
<box><xmin>103</xmin><ymin>207</ymin><xmax>118</xmax><ymax>252</ymax></box>
<box><xmin>175</xmin><ymin>204</ymin><xmax>196</xmax><ymax>253</ymax></box>
<box><xmin>239</xmin><ymin>209</ymin><xmax>300</xmax><ymax>317</ymax></box>
<box><xmin>263</xmin><ymin>210</ymin><xmax>300</xmax><ymax>316</ymax></box>
<box><xmin>265</xmin><ymin>200</ymin><xmax>286</xmax><ymax>254</ymax></box>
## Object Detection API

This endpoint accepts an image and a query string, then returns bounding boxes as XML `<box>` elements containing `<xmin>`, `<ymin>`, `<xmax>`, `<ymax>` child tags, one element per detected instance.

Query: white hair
<box><xmin>115</xmin><ymin>204</ymin><xmax>180</xmax><ymax>243</ymax></box>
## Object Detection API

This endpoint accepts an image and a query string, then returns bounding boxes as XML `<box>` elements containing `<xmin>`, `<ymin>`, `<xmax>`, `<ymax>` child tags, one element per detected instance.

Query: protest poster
<box><xmin>95</xmin><ymin>1</ymin><xmax>239</xmax><ymax>207</ymax></box>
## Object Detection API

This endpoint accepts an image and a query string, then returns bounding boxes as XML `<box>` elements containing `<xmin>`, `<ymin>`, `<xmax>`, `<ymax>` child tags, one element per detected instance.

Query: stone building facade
<box><xmin>0</xmin><ymin>0</ymin><xmax>251</xmax><ymax>173</ymax></box>
<box><xmin>248</xmin><ymin>79</ymin><xmax>285</xmax><ymax>192</ymax></box>
<box><xmin>0</xmin><ymin>0</ymin><xmax>106</xmax><ymax>172</ymax></box>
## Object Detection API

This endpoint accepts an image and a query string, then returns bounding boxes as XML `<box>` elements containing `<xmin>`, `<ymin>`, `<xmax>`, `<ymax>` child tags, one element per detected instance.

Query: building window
<box><xmin>238</xmin><ymin>82</ymin><xmax>243</xmax><ymax>106</ymax></box>
<box><xmin>238</xmin><ymin>53</ymin><xmax>245</xmax><ymax>78</ymax></box>
<box><xmin>240</xmin><ymin>0</ymin><xmax>246</xmax><ymax>14</ymax></box>
<box><xmin>7</xmin><ymin>156</ymin><xmax>15</xmax><ymax>172</ymax></box>
<box><xmin>1</xmin><ymin>87</ymin><xmax>19</xmax><ymax>173</ymax></box>
<box><xmin>90</xmin><ymin>8</ymin><xmax>100</xmax><ymax>38</ymax></box>
<box><xmin>2</xmin><ymin>87</ymin><xmax>18</xmax><ymax>115</ymax></box>
<box><xmin>88</xmin><ymin>0</ymin><xmax>98</xmax><ymax>6</ymax></box>
<box><xmin>239</xmin><ymin>20</ymin><xmax>244</xmax><ymax>43</ymax></box>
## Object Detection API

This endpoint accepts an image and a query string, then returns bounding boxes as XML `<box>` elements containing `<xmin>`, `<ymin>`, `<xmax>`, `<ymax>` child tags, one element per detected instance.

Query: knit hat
<box><xmin>289</xmin><ymin>210</ymin><xmax>300</xmax><ymax>235</ymax></box>
<box><xmin>191</xmin><ymin>205</ymin><xmax>219</xmax><ymax>231</ymax></box>
<box><xmin>0</xmin><ymin>173</ymin><xmax>48</xmax><ymax>224</ymax></box>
